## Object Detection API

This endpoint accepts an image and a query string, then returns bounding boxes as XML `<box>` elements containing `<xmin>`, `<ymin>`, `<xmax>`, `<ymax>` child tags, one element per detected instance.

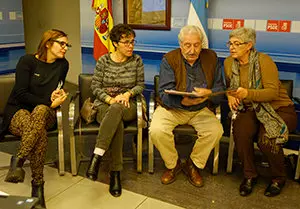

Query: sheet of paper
<box><xmin>164</xmin><ymin>90</ymin><xmax>198</xmax><ymax>97</ymax></box>
<box><xmin>164</xmin><ymin>89</ymin><xmax>236</xmax><ymax>97</ymax></box>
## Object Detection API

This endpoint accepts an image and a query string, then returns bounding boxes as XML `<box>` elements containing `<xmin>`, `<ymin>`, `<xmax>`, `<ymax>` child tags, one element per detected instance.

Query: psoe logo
<box><xmin>233</xmin><ymin>19</ymin><xmax>244</xmax><ymax>29</ymax></box>
<box><xmin>279</xmin><ymin>20</ymin><xmax>291</xmax><ymax>32</ymax></box>
<box><xmin>223</xmin><ymin>19</ymin><xmax>234</xmax><ymax>30</ymax></box>
<box><xmin>266</xmin><ymin>20</ymin><xmax>279</xmax><ymax>32</ymax></box>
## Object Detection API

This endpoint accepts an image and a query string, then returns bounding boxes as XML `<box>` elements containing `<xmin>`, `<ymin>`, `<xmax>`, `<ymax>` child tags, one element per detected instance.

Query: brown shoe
<box><xmin>161</xmin><ymin>159</ymin><xmax>182</xmax><ymax>185</ymax></box>
<box><xmin>184</xmin><ymin>158</ymin><xmax>203</xmax><ymax>187</ymax></box>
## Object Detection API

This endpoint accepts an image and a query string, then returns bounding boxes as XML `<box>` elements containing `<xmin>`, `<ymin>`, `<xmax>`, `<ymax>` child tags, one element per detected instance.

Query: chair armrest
<box><xmin>69</xmin><ymin>91</ymin><xmax>80</xmax><ymax>130</ymax></box>
<box><xmin>55</xmin><ymin>106</ymin><xmax>65</xmax><ymax>175</ymax></box>
<box><xmin>136</xmin><ymin>94</ymin><xmax>144</xmax><ymax>129</ymax></box>
<box><xmin>292</xmin><ymin>97</ymin><xmax>300</xmax><ymax>105</ymax></box>
<box><xmin>149</xmin><ymin>91</ymin><xmax>155</xmax><ymax>122</ymax></box>
<box><xmin>56</xmin><ymin>106</ymin><xmax>63</xmax><ymax>131</ymax></box>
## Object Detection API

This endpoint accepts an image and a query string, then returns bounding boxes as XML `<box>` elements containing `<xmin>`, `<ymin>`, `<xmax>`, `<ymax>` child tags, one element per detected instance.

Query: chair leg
<box><xmin>136</xmin><ymin>128</ymin><xmax>143</xmax><ymax>173</ymax></box>
<box><xmin>148</xmin><ymin>132</ymin><xmax>154</xmax><ymax>174</ymax></box>
<box><xmin>57</xmin><ymin>130</ymin><xmax>65</xmax><ymax>176</ymax></box>
<box><xmin>295</xmin><ymin>147</ymin><xmax>300</xmax><ymax>180</ymax></box>
<box><xmin>227</xmin><ymin>121</ymin><xmax>235</xmax><ymax>173</ymax></box>
<box><xmin>70</xmin><ymin>131</ymin><xmax>77</xmax><ymax>176</ymax></box>
<box><xmin>56</xmin><ymin>110</ymin><xmax>65</xmax><ymax>176</ymax></box>
<box><xmin>213</xmin><ymin>142</ymin><xmax>219</xmax><ymax>175</ymax></box>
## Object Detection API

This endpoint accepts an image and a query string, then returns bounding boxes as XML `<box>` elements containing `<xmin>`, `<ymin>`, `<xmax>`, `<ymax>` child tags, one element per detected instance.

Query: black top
<box><xmin>0</xmin><ymin>54</ymin><xmax>69</xmax><ymax>138</ymax></box>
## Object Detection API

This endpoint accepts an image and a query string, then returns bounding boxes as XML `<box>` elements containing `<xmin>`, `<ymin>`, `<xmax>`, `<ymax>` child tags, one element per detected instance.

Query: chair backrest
<box><xmin>154</xmin><ymin>75</ymin><xmax>160</xmax><ymax>96</ymax></box>
<box><xmin>0</xmin><ymin>75</ymin><xmax>15</xmax><ymax>116</ymax></box>
<box><xmin>280</xmin><ymin>80</ymin><xmax>293</xmax><ymax>98</ymax></box>
<box><xmin>78</xmin><ymin>73</ymin><xmax>95</xmax><ymax>108</ymax></box>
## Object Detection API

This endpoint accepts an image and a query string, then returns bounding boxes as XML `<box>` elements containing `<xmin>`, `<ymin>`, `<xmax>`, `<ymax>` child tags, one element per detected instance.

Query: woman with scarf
<box><xmin>224</xmin><ymin>27</ymin><xmax>297</xmax><ymax>197</ymax></box>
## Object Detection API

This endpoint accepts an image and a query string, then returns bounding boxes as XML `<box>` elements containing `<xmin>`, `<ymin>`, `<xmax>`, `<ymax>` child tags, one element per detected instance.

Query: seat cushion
<box><xmin>173</xmin><ymin>124</ymin><xmax>197</xmax><ymax>135</ymax></box>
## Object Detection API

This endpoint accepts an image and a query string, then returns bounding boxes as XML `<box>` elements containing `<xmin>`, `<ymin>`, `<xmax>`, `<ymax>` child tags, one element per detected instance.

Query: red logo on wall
<box><xmin>279</xmin><ymin>20</ymin><xmax>291</xmax><ymax>32</ymax></box>
<box><xmin>223</xmin><ymin>19</ymin><xmax>244</xmax><ymax>30</ymax></box>
<box><xmin>234</xmin><ymin>19</ymin><xmax>244</xmax><ymax>28</ymax></box>
<box><xmin>267</xmin><ymin>20</ymin><xmax>291</xmax><ymax>32</ymax></box>
<box><xmin>223</xmin><ymin>19</ymin><xmax>234</xmax><ymax>30</ymax></box>
<box><xmin>266</xmin><ymin>20</ymin><xmax>279</xmax><ymax>32</ymax></box>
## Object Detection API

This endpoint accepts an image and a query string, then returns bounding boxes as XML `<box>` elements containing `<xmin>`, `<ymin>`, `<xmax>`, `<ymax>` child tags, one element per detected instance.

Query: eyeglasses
<box><xmin>118</xmin><ymin>40</ymin><xmax>136</xmax><ymax>47</ymax></box>
<box><xmin>52</xmin><ymin>39</ymin><xmax>72</xmax><ymax>48</ymax></box>
<box><xmin>226</xmin><ymin>41</ymin><xmax>248</xmax><ymax>48</ymax></box>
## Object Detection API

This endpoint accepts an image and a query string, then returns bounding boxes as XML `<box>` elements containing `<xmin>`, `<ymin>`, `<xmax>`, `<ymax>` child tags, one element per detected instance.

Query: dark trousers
<box><xmin>9</xmin><ymin>105</ymin><xmax>56</xmax><ymax>183</ymax></box>
<box><xmin>95</xmin><ymin>101</ymin><xmax>137</xmax><ymax>171</ymax></box>
<box><xmin>233</xmin><ymin>105</ymin><xmax>297</xmax><ymax>180</ymax></box>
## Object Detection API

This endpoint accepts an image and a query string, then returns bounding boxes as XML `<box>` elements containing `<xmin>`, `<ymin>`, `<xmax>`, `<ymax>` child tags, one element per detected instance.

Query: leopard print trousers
<box><xmin>9</xmin><ymin>105</ymin><xmax>56</xmax><ymax>184</ymax></box>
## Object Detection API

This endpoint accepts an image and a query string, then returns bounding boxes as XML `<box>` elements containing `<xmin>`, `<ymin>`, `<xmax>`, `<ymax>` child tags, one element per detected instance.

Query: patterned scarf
<box><xmin>230</xmin><ymin>49</ymin><xmax>288</xmax><ymax>153</ymax></box>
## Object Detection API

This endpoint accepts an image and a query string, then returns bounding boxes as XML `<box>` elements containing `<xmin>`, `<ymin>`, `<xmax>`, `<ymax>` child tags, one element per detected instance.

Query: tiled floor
<box><xmin>0</xmin><ymin>152</ymin><xmax>184</xmax><ymax>209</ymax></box>
<box><xmin>0</xmin><ymin>111</ymin><xmax>299</xmax><ymax>209</ymax></box>
<box><xmin>1</xmin><ymin>139</ymin><xmax>300</xmax><ymax>209</ymax></box>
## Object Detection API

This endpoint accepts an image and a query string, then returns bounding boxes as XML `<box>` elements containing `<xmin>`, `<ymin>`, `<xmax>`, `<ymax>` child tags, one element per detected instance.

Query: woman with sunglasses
<box><xmin>224</xmin><ymin>27</ymin><xmax>297</xmax><ymax>197</ymax></box>
<box><xmin>1</xmin><ymin>29</ymin><xmax>70</xmax><ymax>208</ymax></box>
<box><xmin>86</xmin><ymin>24</ymin><xmax>144</xmax><ymax>197</ymax></box>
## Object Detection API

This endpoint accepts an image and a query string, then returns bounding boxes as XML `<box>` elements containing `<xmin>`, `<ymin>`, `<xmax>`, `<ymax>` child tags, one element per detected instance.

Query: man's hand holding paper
<box><xmin>181</xmin><ymin>87</ymin><xmax>211</xmax><ymax>106</ymax></box>
<box><xmin>192</xmin><ymin>87</ymin><xmax>212</xmax><ymax>98</ymax></box>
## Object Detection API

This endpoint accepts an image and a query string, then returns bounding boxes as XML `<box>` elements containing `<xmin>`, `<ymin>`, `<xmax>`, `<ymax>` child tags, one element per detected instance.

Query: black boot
<box><xmin>109</xmin><ymin>171</ymin><xmax>122</xmax><ymax>197</ymax></box>
<box><xmin>86</xmin><ymin>154</ymin><xmax>102</xmax><ymax>181</ymax></box>
<box><xmin>5</xmin><ymin>156</ymin><xmax>25</xmax><ymax>183</ymax></box>
<box><xmin>31</xmin><ymin>181</ymin><xmax>46</xmax><ymax>209</ymax></box>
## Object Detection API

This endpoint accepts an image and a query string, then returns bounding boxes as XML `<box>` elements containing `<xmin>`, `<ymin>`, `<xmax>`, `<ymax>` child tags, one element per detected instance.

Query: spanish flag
<box><xmin>91</xmin><ymin>0</ymin><xmax>114</xmax><ymax>60</ymax></box>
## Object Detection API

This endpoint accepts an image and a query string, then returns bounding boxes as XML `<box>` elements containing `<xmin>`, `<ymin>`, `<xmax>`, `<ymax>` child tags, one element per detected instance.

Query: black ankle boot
<box><xmin>31</xmin><ymin>181</ymin><xmax>46</xmax><ymax>209</ymax></box>
<box><xmin>5</xmin><ymin>156</ymin><xmax>25</xmax><ymax>183</ymax></box>
<box><xmin>109</xmin><ymin>171</ymin><xmax>122</xmax><ymax>197</ymax></box>
<box><xmin>86</xmin><ymin>154</ymin><xmax>102</xmax><ymax>181</ymax></box>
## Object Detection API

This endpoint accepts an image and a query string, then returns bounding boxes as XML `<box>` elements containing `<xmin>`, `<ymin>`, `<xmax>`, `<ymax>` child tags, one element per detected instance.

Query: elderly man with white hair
<box><xmin>149</xmin><ymin>25</ymin><xmax>224</xmax><ymax>187</ymax></box>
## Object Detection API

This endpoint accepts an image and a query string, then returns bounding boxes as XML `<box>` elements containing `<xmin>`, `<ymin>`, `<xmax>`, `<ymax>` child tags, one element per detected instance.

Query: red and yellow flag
<box><xmin>91</xmin><ymin>0</ymin><xmax>114</xmax><ymax>60</ymax></box>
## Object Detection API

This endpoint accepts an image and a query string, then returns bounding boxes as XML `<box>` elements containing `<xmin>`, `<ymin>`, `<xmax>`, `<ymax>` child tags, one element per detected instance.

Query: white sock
<box><xmin>93</xmin><ymin>147</ymin><xmax>105</xmax><ymax>156</ymax></box>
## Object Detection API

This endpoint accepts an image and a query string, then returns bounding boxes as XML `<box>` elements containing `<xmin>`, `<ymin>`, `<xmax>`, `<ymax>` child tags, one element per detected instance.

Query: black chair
<box><xmin>68</xmin><ymin>73</ymin><xmax>145</xmax><ymax>175</ymax></box>
<box><xmin>0</xmin><ymin>74</ymin><xmax>66</xmax><ymax>175</ymax></box>
<box><xmin>226</xmin><ymin>80</ymin><xmax>300</xmax><ymax>180</ymax></box>
<box><xmin>148</xmin><ymin>75</ymin><xmax>221</xmax><ymax>174</ymax></box>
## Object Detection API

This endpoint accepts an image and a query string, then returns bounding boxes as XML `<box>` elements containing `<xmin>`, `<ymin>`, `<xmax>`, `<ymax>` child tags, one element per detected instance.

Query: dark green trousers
<box><xmin>95</xmin><ymin>101</ymin><xmax>137</xmax><ymax>171</ymax></box>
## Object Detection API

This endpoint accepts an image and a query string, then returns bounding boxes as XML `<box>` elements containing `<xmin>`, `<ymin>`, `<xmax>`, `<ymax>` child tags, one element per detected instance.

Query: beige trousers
<box><xmin>149</xmin><ymin>106</ymin><xmax>223</xmax><ymax>169</ymax></box>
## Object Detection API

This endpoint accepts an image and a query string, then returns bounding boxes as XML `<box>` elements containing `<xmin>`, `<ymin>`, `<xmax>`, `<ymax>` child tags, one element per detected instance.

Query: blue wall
<box><xmin>0</xmin><ymin>0</ymin><xmax>24</xmax><ymax>44</ymax></box>
<box><xmin>208</xmin><ymin>0</ymin><xmax>300</xmax><ymax>61</ymax></box>
<box><xmin>80</xmin><ymin>0</ymin><xmax>300</xmax><ymax>94</ymax></box>
<box><xmin>0</xmin><ymin>47</ymin><xmax>24</xmax><ymax>73</ymax></box>
<box><xmin>80</xmin><ymin>0</ymin><xmax>189</xmax><ymax>52</ymax></box>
